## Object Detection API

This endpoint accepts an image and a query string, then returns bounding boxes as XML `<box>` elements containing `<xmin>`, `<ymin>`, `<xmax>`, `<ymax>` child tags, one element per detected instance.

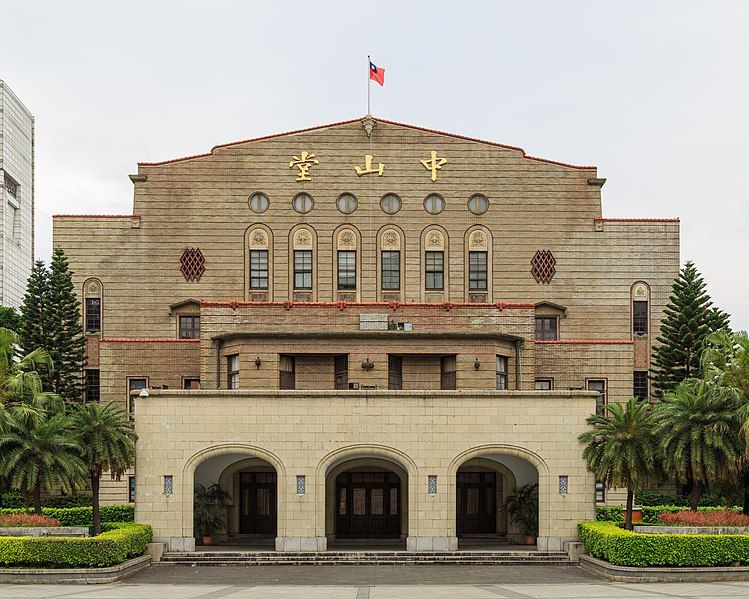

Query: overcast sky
<box><xmin>3</xmin><ymin>1</ymin><xmax>747</xmax><ymax>329</ymax></box>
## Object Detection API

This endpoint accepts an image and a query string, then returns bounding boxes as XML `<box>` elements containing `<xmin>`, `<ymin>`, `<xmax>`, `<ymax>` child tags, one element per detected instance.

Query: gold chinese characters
<box><xmin>354</xmin><ymin>154</ymin><xmax>385</xmax><ymax>177</ymax></box>
<box><xmin>420</xmin><ymin>150</ymin><xmax>447</xmax><ymax>182</ymax></box>
<box><xmin>289</xmin><ymin>151</ymin><xmax>319</xmax><ymax>181</ymax></box>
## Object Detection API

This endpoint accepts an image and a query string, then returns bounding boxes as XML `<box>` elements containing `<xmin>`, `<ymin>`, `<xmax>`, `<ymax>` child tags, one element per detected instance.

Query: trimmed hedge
<box><xmin>0</xmin><ymin>492</ymin><xmax>93</xmax><ymax>509</ymax></box>
<box><xmin>0</xmin><ymin>522</ymin><xmax>151</xmax><ymax>568</ymax></box>
<box><xmin>578</xmin><ymin>521</ymin><xmax>749</xmax><ymax>567</ymax></box>
<box><xmin>0</xmin><ymin>505</ymin><xmax>134</xmax><ymax>528</ymax></box>
<box><xmin>595</xmin><ymin>504</ymin><xmax>742</xmax><ymax>524</ymax></box>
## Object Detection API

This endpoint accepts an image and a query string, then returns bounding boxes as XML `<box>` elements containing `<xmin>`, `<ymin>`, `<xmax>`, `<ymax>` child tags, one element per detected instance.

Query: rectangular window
<box><xmin>535</xmin><ymin>317</ymin><xmax>558</xmax><ymax>341</ymax></box>
<box><xmin>178</xmin><ymin>315</ymin><xmax>200</xmax><ymax>339</ymax></box>
<box><xmin>587</xmin><ymin>379</ymin><xmax>607</xmax><ymax>416</ymax></box>
<box><xmin>468</xmin><ymin>251</ymin><xmax>488</xmax><ymax>291</ymax></box>
<box><xmin>280</xmin><ymin>355</ymin><xmax>296</xmax><ymax>390</ymax></box>
<box><xmin>388</xmin><ymin>355</ymin><xmax>403</xmax><ymax>390</ymax></box>
<box><xmin>633</xmin><ymin>371</ymin><xmax>648</xmax><ymax>399</ymax></box>
<box><xmin>250</xmin><ymin>250</ymin><xmax>269</xmax><ymax>290</ymax></box>
<box><xmin>85</xmin><ymin>369</ymin><xmax>100</xmax><ymax>402</ymax></box>
<box><xmin>85</xmin><ymin>298</ymin><xmax>101</xmax><ymax>333</ymax></box>
<box><xmin>334</xmin><ymin>355</ymin><xmax>348</xmax><ymax>390</ymax></box>
<box><xmin>633</xmin><ymin>301</ymin><xmax>648</xmax><ymax>334</ymax></box>
<box><xmin>595</xmin><ymin>482</ymin><xmax>605</xmax><ymax>503</ymax></box>
<box><xmin>127</xmin><ymin>377</ymin><xmax>148</xmax><ymax>416</ymax></box>
<box><xmin>381</xmin><ymin>251</ymin><xmax>400</xmax><ymax>291</ymax></box>
<box><xmin>128</xmin><ymin>476</ymin><xmax>136</xmax><ymax>503</ymax></box>
<box><xmin>535</xmin><ymin>378</ymin><xmax>553</xmax><ymax>390</ymax></box>
<box><xmin>440</xmin><ymin>355</ymin><xmax>456</xmax><ymax>390</ymax></box>
<box><xmin>337</xmin><ymin>250</ymin><xmax>356</xmax><ymax>291</ymax></box>
<box><xmin>496</xmin><ymin>355</ymin><xmax>509</xmax><ymax>390</ymax></box>
<box><xmin>183</xmin><ymin>377</ymin><xmax>200</xmax><ymax>390</ymax></box>
<box><xmin>294</xmin><ymin>250</ymin><xmax>312</xmax><ymax>290</ymax></box>
<box><xmin>425</xmin><ymin>251</ymin><xmax>444</xmax><ymax>291</ymax></box>
<box><xmin>227</xmin><ymin>354</ymin><xmax>239</xmax><ymax>390</ymax></box>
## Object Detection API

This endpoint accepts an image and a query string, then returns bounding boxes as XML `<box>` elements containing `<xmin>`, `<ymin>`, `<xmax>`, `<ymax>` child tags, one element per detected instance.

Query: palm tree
<box><xmin>70</xmin><ymin>402</ymin><xmax>137</xmax><ymax>535</ymax></box>
<box><xmin>578</xmin><ymin>397</ymin><xmax>659</xmax><ymax>530</ymax></box>
<box><xmin>0</xmin><ymin>412</ymin><xmax>85</xmax><ymax>514</ymax></box>
<box><xmin>654</xmin><ymin>378</ymin><xmax>743</xmax><ymax>511</ymax></box>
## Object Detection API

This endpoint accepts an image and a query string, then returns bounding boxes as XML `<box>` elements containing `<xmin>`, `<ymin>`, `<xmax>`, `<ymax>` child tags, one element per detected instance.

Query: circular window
<box><xmin>292</xmin><ymin>193</ymin><xmax>314</xmax><ymax>214</ymax></box>
<box><xmin>424</xmin><ymin>194</ymin><xmax>445</xmax><ymax>215</ymax></box>
<box><xmin>337</xmin><ymin>193</ymin><xmax>358</xmax><ymax>214</ymax></box>
<box><xmin>380</xmin><ymin>193</ymin><xmax>402</xmax><ymax>215</ymax></box>
<box><xmin>248</xmin><ymin>192</ymin><xmax>269</xmax><ymax>213</ymax></box>
<box><xmin>468</xmin><ymin>194</ymin><xmax>489</xmax><ymax>215</ymax></box>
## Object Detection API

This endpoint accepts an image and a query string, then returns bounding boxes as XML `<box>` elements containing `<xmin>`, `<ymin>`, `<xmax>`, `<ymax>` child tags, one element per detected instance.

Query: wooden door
<box><xmin>239</xmin><ymin>472</ymin><xmax>277</xmax><ymax>536</ymax></box>
<box><xmin>456</xmin><ymin>472</ymin><xmax>496</xmax><ymax>536</ymax></box>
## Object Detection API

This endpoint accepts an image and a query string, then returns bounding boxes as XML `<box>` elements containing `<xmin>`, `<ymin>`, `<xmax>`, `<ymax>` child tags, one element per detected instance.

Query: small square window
<box><xmin>595</xmin><ymin>482</ymin><xmax>605</xmax><ymax>503</ymax></box>
<box><xmin>535</xmin><ymin>378</ymin><xmax>552</xmax><ymax>390</ymax></box>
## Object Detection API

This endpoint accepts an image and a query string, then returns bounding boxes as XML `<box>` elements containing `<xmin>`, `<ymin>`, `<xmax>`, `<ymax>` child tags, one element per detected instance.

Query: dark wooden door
<box><xmin>334</xmin><ymin>355</ymin><xmax>349</xmax><ymax>390</ymax></box>
<box><xmin>388</xmin><ymin>355</ymin><xmax>403</xmax><ymax>390</ymax></box>
<box><xmin>456</xmin><ymin>472</ymin><xmax>496</xmax><ymax>536</ymax></box>
<box><xmin>239</xmin><ymin>472</ymin><xmax>277</xmax><ymax>536</ymax></box>
<box><xmin>336</xmin><ymin>472</ymin><xmax>400</xmax><ymax>538</ymax></box>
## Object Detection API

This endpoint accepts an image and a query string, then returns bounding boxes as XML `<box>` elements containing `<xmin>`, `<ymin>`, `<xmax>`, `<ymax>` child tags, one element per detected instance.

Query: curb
<box><xmin>580</xmin><ymin>555</ymin><xmax>749</xmax><ymax>583</ymax></box>
<box><xmin>0</xmin><ymin>554</ymin><xmax>150</xmax><ymax>584</ymax></box>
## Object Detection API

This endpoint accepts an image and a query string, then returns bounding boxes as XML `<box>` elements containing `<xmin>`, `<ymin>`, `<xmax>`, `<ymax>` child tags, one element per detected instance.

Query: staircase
<box><xmin>161</xmin><ymin>549</ymin><xmax>572</xmax><ymax>566</ymax></box>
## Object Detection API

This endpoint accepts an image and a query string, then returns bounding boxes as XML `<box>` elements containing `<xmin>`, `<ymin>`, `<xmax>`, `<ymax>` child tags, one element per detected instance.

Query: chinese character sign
<box><xmin>420</xmin><ymin>151</ymin><xmax>447</xmax><ymax>181</ymax></box>
<box><xmin>289</xmin><ymin>151</ymin><xmax>319</xmax><ymax>181</ymax></box>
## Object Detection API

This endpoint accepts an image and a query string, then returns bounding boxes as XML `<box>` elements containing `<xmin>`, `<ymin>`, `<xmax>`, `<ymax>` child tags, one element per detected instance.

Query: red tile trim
<box><xmin>199</xmin><ymin>301</ymin><xmax>536</xmax><ymax>310</ymax></box>
<box><xmin>136</xmin><ymin>116</ymin><xmax>596</xmax><ymax>170</ymax></box>
<box><xmin>53</xmin><ymin>214</ymin><xmax>140</xmax><ymax>219</ymax></box>
<box><xmin>101</xmin><ymin>338</ymin><xmax>200</xmax><ymax>343</ymax></box>
<box><xmin>594</xmin><ymin>217</ymin><xmax>680</xmax><ymax>223</ymax></box>
<box><xmin>536</xmin><ymin>340</ymin><xmax>634</xmax><ymax>345</ymax></box>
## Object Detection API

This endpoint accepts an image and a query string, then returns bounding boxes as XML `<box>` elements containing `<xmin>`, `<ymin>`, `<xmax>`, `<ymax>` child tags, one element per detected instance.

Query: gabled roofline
<box><xmin>136</xmin><ymin>116</ymin><xmax>596</xmax><ymax>170</ymax></box>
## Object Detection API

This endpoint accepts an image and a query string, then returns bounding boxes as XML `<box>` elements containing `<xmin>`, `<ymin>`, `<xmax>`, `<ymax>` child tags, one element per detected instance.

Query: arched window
<box><xmin>290</xmin><ymin>226</ymin><xmax>317</xmax><ymax>301</ymax></box>
<box><xmin>245</xmin><ymin>225</ymin><xmax>273</xmax><ymax>301</ymax></box>
<box><xmin>378</xmin><ymin>226</ymin><xmax>404</xmax><ymax>301</ymax></box>
<box><xmin>465</xmin><ymin>226</ymin><xmax>493</xmax><ymax>302</ymax></box>
<box><xmin>83</xmin><ymin>278</ymin><xmax>103</xmax><ymax>334</ymax></box>
<box><xmin>631</xmin><ymin>282</ymin><xmax>650</xmax><ymax>336</ymax></box>
<box><xmin>333</xmin><ymin>226</ymin><xmax>361</xmax><ymax>301</ymax></box>
<box><xmin>421</xmin><ymin>226</ymin><xmax>449</xmax><ymax>300</ymax></box>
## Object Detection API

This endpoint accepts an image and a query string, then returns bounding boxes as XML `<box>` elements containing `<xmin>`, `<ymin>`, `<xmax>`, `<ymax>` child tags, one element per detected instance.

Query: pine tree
<box><xmin>18</xmin><ymin>261</ymin><xmax>52</xmax><ymax>388</ymax></box>
<box><xmin>651</xmin><ymin>261</ymin><xmax>730</xmax><ymax>397</ymax></box>
<box><xmin>47</xmin><ymin>248</ymin><xmax>86</xmax><ymax>403</ymax></box>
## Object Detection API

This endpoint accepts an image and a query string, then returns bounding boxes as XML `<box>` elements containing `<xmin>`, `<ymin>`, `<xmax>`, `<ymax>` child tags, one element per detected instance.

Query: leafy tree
<box><xmin>70</xmin><ymin>402</ymin><xmax>137</xmax><ymax>535</ymax></box>
<box><xmin>47</xmin><ymin>248</ymin><xmax>86</xmax><ymax>403</ymax></box>
<box><xmin>578</xmin><ymin>398</ymin><xmax>659</xmax><ymax>530</ymax></box>
<box><xmin>0</xmin><ymin>413</ymin><xmax>85</xmax><ymax>514</ymax></box>
<box><xmin>651</xmin><ymin>261</ymin><xmax>730</xmax><ymax>397</ymax></box>
<box><xmin>18</xmin><ymin>261</ymin><xmax>52</xmax><ymax>388</ymax></box>
<box><xmin>0</xmin><ymin>307</ymin><xmax>22</xmax><ymax>333</ymax></box>
<box><xmin>654</xmin><ymin>378</ymin><xmax>743</xmax><ymax>511</ymax></box>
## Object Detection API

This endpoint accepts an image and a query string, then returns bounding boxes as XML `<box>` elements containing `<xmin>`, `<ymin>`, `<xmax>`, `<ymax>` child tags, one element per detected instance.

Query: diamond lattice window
<box><xmin>531</xmin><ymin>250</ymin><xmax>556</xmax><ymax>284</ymax></box>
<box><xmin>180</xmin><ymin>248</ymin><xmax>205</xmax><ymax>282</ymax></box>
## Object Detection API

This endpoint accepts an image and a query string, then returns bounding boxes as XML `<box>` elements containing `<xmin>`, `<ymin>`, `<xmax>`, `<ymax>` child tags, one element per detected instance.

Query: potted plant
<box><xmin>505</xmin><ymin>483</ymin><xmax>539</xmax><ymax>545</ymax></box>
<box><xmin>194</xmin><ymin>483</ymin><xmax>231</xmax><ymax>546</ymax></box>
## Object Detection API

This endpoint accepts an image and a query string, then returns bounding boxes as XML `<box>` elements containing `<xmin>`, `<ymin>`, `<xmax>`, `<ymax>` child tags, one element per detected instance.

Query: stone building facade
<box><xmin>0</xmin><ymin>81</ymin><xmax>34</xmax><ymax>308</ymax></box>
<box><xmin>53</xmin><ymin>117</ymin><xmax>679</xmax><ymax>551</ymax></box>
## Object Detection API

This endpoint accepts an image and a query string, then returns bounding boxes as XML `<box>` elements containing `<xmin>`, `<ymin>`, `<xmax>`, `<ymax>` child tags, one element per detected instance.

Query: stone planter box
<box><xmin>0</xmin><ymin>526</ymin><xmax>88</xmax><ymax>537</ymax></box>
<box><xmin>634</xmin><ymin>525</ymin><xmax>749</xmax><ymax>535</ymax></box>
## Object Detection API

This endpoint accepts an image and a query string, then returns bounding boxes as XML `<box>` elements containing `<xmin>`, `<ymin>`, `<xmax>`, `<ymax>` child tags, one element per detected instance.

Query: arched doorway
<box><xmin>184</xmin><ymin>444</ymin><xmax>286</xmax><ymax>547</ymax></box>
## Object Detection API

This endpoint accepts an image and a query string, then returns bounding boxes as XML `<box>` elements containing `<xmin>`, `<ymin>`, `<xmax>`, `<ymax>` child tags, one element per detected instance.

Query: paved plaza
<box><xmin>2</xmin><ymin>565</ymin><xmax>749</xmax><ymax>598</ymax></box>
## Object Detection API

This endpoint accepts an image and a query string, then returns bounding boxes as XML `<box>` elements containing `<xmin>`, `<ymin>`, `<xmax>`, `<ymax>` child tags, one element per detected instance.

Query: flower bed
<box><xmin>0</xmin><ymin>505</ymin><xmax>133</xmax><ymax>528</ymax></box>
<box><xmin>578</xmin><ymin>521</ymin><xmax>749</xmax><ymax>567</ymax></box>
<box><xmin>596</xmin><ymin>505</ymin><xmax>743</xmax><ymax>525</ymax></box>
<box><xmin>0</xmin><ymin>522</ymin><xmax>152</xmax><ymax>568</ymax></box>
<box><xmin>660</xmin><ymin>510</ymin><xmax>749</xmax><ymax>527</ymax></box>
<box><xmin>0</xmin><ymin>514</ymin><xmax>61</xmax><ymax>528</ymax></box>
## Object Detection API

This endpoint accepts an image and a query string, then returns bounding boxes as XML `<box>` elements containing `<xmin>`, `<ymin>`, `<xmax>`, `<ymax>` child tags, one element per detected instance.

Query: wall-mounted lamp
<box><xmin>361</xmin><ymin>358</ymin><xmax>375</xmax><ymax>371</ymax></box>
<box><xmin>139</xmin><ymin>388</ymin><xmax>149</xmax><ymax>398</ymax></box>
<box><xmin>255</xmin><ymin>356</ymin><xmax>262</xmax><ymax>369</ymax></box>
<box><xmin>474</xmin><ymin>358</ymin><xmax>481</xmax><ymax>370</ymax></box>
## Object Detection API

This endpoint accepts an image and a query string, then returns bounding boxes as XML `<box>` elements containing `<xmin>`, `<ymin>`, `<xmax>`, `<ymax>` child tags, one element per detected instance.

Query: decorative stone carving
<box><xmin>249</xmin><ymin>229</ymin><xmax>269</xmax><ymax>249</ymax></box>
<box><xmin>381</xmin><ymin>229</ymin><xmax>400</xmax><ymax>250</ymax></box>
<box><xmin>632</xmin><ymin>283</ymin><xmax>649</xmax><ymax>300</ymax></box>
<box><xmin>468</xmin><ymin>230</ymin><xmax>487</xmax><ymax>250</ymax></box>
<box><xmin>87</xmin><ymin>280</ymin><xmax>101</xmax><ymax>296</ymax></box>
<box><xmin>425</xmin><ymin>230</ymin><xmax>444</xmax><ymax>250</ymax></box>
<box><xmin>293</xmin><ymin>228</ymin><xmax>313</xmax><ymax>249</ymax></box>
<box><xmin>337</xmin><ymin>229</ymin><xmax>357</xmax><ymax>249</ymax></box>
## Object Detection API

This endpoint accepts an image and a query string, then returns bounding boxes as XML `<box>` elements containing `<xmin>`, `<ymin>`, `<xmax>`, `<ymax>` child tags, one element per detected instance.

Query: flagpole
<box><xmin>367</xmin><ymin>54</ymin><xmax>371</xmax><ymax>116</ymax></box>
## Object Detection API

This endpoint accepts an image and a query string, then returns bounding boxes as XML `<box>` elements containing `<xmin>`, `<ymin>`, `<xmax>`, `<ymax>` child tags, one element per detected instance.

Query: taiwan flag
<box><xmin>369</xmin><ymin>61</ymin><xmax>385</xmax><ymax>86</ymax></box>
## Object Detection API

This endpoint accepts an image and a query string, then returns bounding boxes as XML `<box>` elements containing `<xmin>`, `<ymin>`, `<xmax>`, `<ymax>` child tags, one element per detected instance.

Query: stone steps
<box><xmin>161</xmin><ymin>550</ymin><xmax>572</xmax><ymax>566</ymax></box>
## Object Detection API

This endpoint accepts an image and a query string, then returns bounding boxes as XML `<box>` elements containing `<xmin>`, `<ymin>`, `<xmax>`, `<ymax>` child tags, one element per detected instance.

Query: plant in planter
<box><xmin>194</xmin><ymin>483</ymin><xmax>231</xmax><ymax>546</ymax></box>
<box><xmin>505</xmin><ymin>483</ymin><xmax>539</xmax><ymax>545</ymax></box>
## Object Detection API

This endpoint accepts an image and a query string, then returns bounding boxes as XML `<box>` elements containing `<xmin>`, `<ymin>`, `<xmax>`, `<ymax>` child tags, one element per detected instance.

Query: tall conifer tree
<box><xmin>19</xmin><ymin>261</ymin><xmax>51</xmax><ymax>366</ymax></box>
<box><xmin>651</xmin><ymin>261</ymin><xmax>730</xmax><ymax>396</ymax></box>
<box><xmin>47</xmin><ymin>248</ymin><xmax>86</xmax><ymax>403</ymax></box>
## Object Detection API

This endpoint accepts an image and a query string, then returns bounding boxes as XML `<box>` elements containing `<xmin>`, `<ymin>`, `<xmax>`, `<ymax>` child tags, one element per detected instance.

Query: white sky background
<box><xmin>2</xmin><ymin>1</ymin><xmax>747</xmax><ymax>329</ymax></box>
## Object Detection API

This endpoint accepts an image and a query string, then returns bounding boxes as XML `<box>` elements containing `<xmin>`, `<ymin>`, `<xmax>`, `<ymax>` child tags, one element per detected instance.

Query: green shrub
<box><xmin>0</xmin><ymin>492</ymin><xmax>93</xmax><ymax>509</ymax></box>
<box><xmin>595</xmin><ymin>506</ymin><xmax>623</xmax><ymax>522</ymax></box>
<box><xmin>0</xmin><ymin>522</ymin><xmax>151</xmax><ymax>568</ymax></box>
<box><xmin>0</xmin><ymin>505</ymin><xmax>134</xmax><ymax>528</ymax></box>
<box><xmin>578</xmin><ymin>520</ymin><xmax>749</xmax><ymax>567</ymax></box>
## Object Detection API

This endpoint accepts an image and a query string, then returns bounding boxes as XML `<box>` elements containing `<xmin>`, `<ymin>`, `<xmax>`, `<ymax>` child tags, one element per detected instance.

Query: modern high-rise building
<box><xmin>0</xmin><ymin>81</ymin><xmax>34</xmax><ymax>308</ymax></box>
